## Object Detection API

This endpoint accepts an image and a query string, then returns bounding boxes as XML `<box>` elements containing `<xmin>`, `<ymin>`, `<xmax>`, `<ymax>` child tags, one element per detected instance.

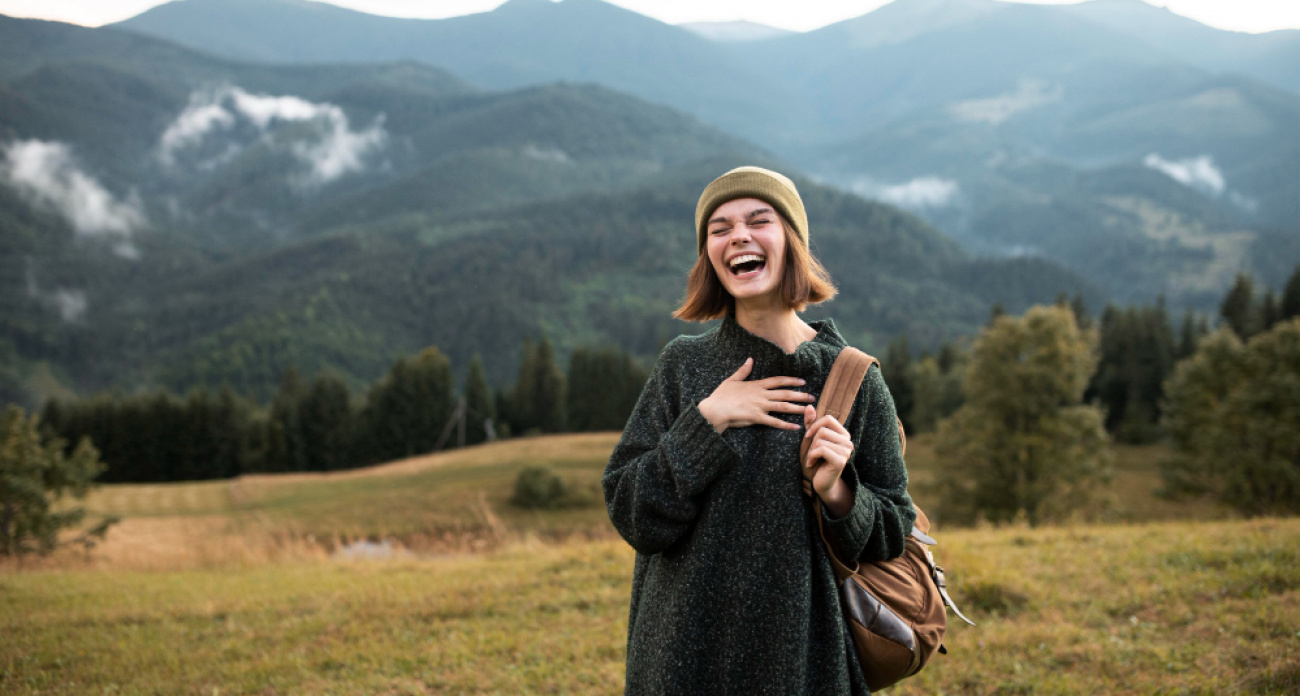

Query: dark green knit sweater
<box><xmin>603</xmin><ymin>314</ymin><xmax>915</xmax><ymax>695</ymax></box>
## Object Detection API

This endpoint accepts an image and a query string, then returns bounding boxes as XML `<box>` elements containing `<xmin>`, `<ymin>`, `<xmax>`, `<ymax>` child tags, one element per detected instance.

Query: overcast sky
<box><xmin>1</xmin><ymin>0</ymin><xmax>1298</xmax><ymax>34</ymax></box>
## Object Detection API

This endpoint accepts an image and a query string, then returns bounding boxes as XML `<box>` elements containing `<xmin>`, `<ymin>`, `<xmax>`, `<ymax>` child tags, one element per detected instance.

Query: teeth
<box><xmin>728</xmin><ymin>254</ymin><xmax>765</xmax><ymax>269</ymax></box>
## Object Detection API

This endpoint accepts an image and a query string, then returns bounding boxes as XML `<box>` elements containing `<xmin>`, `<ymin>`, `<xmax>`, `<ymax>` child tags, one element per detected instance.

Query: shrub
<box><xmin>510</xmin><ymin>466</ymin><xmax>569</xmax><ymax>509</ymax></box>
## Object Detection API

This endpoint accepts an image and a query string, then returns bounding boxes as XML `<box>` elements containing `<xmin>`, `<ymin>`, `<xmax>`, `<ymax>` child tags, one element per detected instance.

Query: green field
<box><xmin>3</xmin><ymin>434</ymin><xmax>1297</xmax><ymax>694</ymax></box>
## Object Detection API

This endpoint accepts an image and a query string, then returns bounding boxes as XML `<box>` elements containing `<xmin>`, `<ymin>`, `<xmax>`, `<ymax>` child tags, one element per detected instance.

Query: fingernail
<box><xmin>797</xmin><ymin>379</ymin><xmax>805</xmax><ymax>385</ymax></box>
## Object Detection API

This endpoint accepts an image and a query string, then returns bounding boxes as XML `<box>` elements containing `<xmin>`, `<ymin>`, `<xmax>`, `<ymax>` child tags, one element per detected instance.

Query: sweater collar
<box><xmin>715</xmin><ymin>312</ymin><xmax>846</xmax><ymax>368</ymax></box>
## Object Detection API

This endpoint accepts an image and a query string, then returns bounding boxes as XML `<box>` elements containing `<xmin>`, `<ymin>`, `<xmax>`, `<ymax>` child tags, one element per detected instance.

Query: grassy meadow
<box><xmin>3</xmin><ymin>434</ymin><xmax>1298</xmax><ymax>694</ymax></box>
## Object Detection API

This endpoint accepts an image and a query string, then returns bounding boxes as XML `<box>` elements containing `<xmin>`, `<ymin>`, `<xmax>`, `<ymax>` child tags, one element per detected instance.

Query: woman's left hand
<box><xmin>803</xmin><ymin>405</ymin><xmax>854</xmax><ymax>517</ymax></box>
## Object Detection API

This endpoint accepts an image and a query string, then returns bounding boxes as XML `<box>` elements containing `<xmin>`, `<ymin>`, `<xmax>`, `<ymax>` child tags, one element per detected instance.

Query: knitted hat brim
<box><xmin>695</xmin><ymin>166</ymin><xmax>808</xmax><ymax>256</ymax></box>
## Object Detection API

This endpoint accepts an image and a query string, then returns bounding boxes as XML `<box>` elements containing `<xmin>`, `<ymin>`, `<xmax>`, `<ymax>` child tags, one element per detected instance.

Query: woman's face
<box><xmin>704</xmin><ymin>197</ymin><xmax>787</xmax><ymax>306</ymax></box>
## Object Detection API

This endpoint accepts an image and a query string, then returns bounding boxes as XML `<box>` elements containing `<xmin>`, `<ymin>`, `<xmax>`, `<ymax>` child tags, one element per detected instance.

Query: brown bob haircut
<box><xmin>673</xmin><ymin>214</ymin><xmax>837</xmax><ymax>322</ymax></box>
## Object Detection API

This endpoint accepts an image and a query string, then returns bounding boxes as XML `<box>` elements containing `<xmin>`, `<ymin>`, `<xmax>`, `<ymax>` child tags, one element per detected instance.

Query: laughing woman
<box><xmin>602</xmin><ymin>166</ymin><xmax>916</xmax><ymax>695</ymax></box>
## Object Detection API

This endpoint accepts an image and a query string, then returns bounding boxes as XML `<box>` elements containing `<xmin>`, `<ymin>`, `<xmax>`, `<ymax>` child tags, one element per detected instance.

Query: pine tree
<box><xmin>463</xmin><ymin>354</ymin><xmax>497</xmax><ymax>446</ymax></box>
<box><xmin>567</xmin><ymin>345</ymin><xmax>649</xmax><ymax>432</ymax></box>
<box><xmin>265</xmin><ymin>367</ymin><xmax>309</xmax><ymax>472</ymax></box>
<box><xmin>884</xmin><ymin>336</ymin><xmax>914</xmax><ymax>432</ymax></box>
<box><xmin>988</xmin><ymin>302</ymin><xmax>1006</xmax><ymax>325</ymax></box>
<box><xmin>532</xmin><ymin>337</ymin><xmax>567</xmax><ymax>434</ymax></box>
<box><xmin>212</xmin><ymin>385</ymin><xmax>252</xmax><ymax>478</ymax></box>
<box><xmin>1282</xmin><ymin>264</ymin><xmax>1300</xmax><ymax>321</ymax></box>
<box><xmin>362</xmin><ymin>348</ymin><xmax>456</xmax><ymax>462</ymax></box>
<box><xmin>1260</xmin><ymin>289</ymin><xmax>1279</xmax><ymax>332</ymax></box>
<box><xmin>1089</xmin><ymin>303</ymin><xmax>1175</xmax><ymax>442</ymax></box>
<box><xmin>507</xmin><ymin>338</ymin><xmax>539</xmax><ymax>434</ymax></box>
<box><xmin>299</xmin><ymin>371</ymin><xmax>354</xmax><ymax>471</ymax></box>
<box><xmin>1070</xmin><ymin>293</ymin><xmax>1091</xmax><ymax>330</ymax></box>
<box><xmin>1177</xmin><ymin>310</ymin><xmax>1200</xmax><ymax>359</ymax></box>
<box><xmin>1219</xmin><ymin>272</ymin><xmax>1257</xmax><ymax>339</ymax></box>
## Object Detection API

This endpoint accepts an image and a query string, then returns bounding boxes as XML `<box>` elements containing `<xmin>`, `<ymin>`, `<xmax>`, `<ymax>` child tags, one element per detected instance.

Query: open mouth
<box><xmin>728</xmin><ymin>253</ymin><xmax>766</xmax><ymax>277</ymax></box>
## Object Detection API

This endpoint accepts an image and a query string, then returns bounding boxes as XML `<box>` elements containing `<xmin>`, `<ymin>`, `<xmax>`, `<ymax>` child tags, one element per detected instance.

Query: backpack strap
<box><xmin>800</xmin><ymin>347</ymin><xmax>876</xmax><ymax>497</ymax></box>
<box><xmin>801</xmin><ymin>347</ymin><xmax>907</xmax><ymax>495</ymax></box>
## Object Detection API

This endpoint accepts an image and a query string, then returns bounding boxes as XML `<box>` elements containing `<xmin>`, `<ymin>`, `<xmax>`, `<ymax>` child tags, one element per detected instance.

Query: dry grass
<box><xmin>3</xmin><ymin>433</ymin><xmax>1295</xmax><ymax>693</ymax></box>
<box><xmin>39</xmin><ymin>433</ymin><xmax>1233</xmax><ymax>574</ymax></box>
<box><xmin>3</xmin><ymin>519</ymin><xmax>1296</xmax><ymax>694</ymax></box>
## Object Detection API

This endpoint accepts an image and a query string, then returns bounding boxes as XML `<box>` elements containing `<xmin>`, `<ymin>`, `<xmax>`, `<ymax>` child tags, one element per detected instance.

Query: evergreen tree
<box><xmin>211</xmin><ymin>385</ymin><xmax>252</xmax><ymax>478</ymax></box>
<box><xmin>1162</xmin><ymin>319</ymin><xmax>1300</xmax><ymax>515</ymax></box>
<box><xmin>362</xmin><ymin>348</ymin><xmax>456</xmax><ymax>462</ymax></box>
<box><xmin>1260</xmin><ymin>289</ymin><xmax>1279</xmax><ymax>333</ymax></box>
<box><xmin>1070</xmin><ymin>293</ymin><xmax>1091</xmax><ymax>330</ymax></box>
<box><xmin>1219</xmin><ymin>272</ymin><xmax>1257</xmax><ymax>339</ymax></box>
<box><xmin>299</xmin><ymin>371</ymin><xmax>354</xmax><ymax>471</ymax></box>
<box><xmin>988</xmin><ymin>302</ymin><xmax>1006</xmax><ymax>325</ymax></box>
<box><xmin>463</xmin><ymin>354</ymin><xmax>496</xmax><ymax>446</ymax></box>
<box><xmin>508</xmin><ymin>336</ymin><xmax>567</xmax><ymax>435</ymax></box>
<box><xmin>910</xmin><ymin>344</ymin><xmax>967</xmax><ymax>434</ymax></box>
<box><xmin>507</xmin><ymin>338</ymin><xmax>539</xmax><ymax>435</ymax></box>
<box><xmin>1089</xmin><ymin>302</ymin><xmax>1175</xmax><ymax>442</ymax></box>
<box><xmin>1177</xmin><ymin>310</ymin><xmax>1201</xmax><ymax>360</ymax></box>
<box><xmin>934</xmin><ymin>305</ymin><xmax>1111</xmax><ymax>524</ymax></box>
<box><xmin>884</xmin><ymin>336</ymin><xmax>914</xmax><ymax>432</ymax></box>
<box><xmin>1282</xmin><ymin>264</ymin><xmax>1300</xmax><ymax>321</ymax></box>
<box><xmin>532</xmin><ymin>337</ymin><xmax>568</xmax><ymax>434</ymax></box>
<box><xmin>567</xmin><ymin>345</ymin><xmax>649</xmax><ymax>432</ymax></box>
<box><xmin>264</xmin><ymin>367</ymin><xmax>309</xmax><ymax>472</ymax></box>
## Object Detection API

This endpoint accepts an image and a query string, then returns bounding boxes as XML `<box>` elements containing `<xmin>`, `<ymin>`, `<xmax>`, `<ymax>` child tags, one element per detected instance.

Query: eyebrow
<box><xmin>707</xmin><ymin>207</ymin><xmax>774</xmax><ymax>226</ymax></box>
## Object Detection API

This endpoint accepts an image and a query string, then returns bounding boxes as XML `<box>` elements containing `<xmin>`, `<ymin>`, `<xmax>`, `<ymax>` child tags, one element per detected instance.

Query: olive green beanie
<box><xmin>695</xmin><ymin>166</ymin><xmax>808</xmax><ymax>256</ymax></box>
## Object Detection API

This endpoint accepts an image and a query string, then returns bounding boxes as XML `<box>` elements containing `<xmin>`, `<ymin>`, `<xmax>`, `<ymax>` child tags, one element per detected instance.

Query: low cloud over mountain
<box><xmin>2</xmin><ymin>140</ymin><xmax>145</xmax><ymax>259</ymax></box>
<box><xmin>159</xmin><ymin>85</ymin><xmax>388</xmax><ymax>186</ymax></box>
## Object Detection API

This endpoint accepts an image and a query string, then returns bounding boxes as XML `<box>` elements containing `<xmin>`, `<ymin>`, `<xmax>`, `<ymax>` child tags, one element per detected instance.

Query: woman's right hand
<box><xmin>697</xmin><ymin>357</ymin><xmax>815</xmax><ymax>434</ymax></box>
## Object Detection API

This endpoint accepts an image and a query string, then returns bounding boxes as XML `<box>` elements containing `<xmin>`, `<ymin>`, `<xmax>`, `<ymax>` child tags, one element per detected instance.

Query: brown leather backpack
<box><xmin>800</xmin><ymin>347</ymin><xmax>975</xmax><ymax>692</ymax></box>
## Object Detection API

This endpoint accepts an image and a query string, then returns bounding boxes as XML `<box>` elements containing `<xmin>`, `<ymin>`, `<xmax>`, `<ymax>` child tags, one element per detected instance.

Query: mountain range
<box><xmin>0</xmin><ymin>11</ymin><xmax>1099</xmax><ymax>407</ymax></box>
<box><xmin>114</xmin><ymin>0</ymin><xmax>1300</xmax><ymax>306</ymax></box>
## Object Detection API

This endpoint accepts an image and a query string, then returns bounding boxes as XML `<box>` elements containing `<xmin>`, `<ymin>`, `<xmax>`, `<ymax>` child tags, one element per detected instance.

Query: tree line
<box><xmin>888</xmin><ymin>264</ymin><xmax>1300</xmax><ymax>522</ymax></box>
<box><xmin>37</xmin><ymin>340</ymin><xmax>647</xmax><ymax>483</ymax></box>
<box><xmin>23</xmin><ymin>263</ymin><xmax>1300</xmax><ymax>520</ymax></box>
<box><xmin>888</xmin><ymin>265</ymin><xmax>1300</xmax><ymax>445</ymax></box>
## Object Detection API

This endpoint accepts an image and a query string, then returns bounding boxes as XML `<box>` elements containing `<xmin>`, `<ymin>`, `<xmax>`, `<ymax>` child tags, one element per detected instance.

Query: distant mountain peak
<box><xmin>495</xmin><ymin>0</ymin><xmax>560</xmax><ymax>11</ymax></box>
<box><xmin>679</xmin><ymin>20</ymin><xmax>795</xmax><ymax>42</ymax></box>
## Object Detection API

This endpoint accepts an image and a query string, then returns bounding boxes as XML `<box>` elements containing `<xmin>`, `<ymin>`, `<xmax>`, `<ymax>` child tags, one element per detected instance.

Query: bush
<box><xmin>510</xmin><ymin>466</ymin><xmax>569</xmax><ymax>509</ymax></box>
<box><xmin>1</xmin><ymin>405</ymin><xmax>118</xmax><ymax>556</ymax></box>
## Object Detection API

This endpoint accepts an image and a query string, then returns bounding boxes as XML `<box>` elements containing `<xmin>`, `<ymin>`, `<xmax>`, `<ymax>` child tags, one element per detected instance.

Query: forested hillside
<box><xmin>113</xmin><ymin>0</ymin><xmax>1300</xmax><ymax>309</ymax></box>
<box><xmin>0</xmin><ymin>14</ymin><xmax>1094</xmax><ymax>406</ymax></box>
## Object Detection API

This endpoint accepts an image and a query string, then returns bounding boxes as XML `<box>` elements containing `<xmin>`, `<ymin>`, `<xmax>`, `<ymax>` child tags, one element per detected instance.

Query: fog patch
<box><xmin>2</xmin><ymin>140</ymin><xmax>145</xmax><ymax>258</ymax></box>
<box><xmin>522</xmin><ymin>144</ymin><xmax>571</xmax><ymax>164</ymax></box>
<box><xmin>1005</xmin><ymin>245</ymin><xmax>1042</xmax><ymax>258</ymax></box>
<box><xmin>950</xmin><ymin>79</ymin><xmax>1063</xmax><ymax>125</ymax></box>
<box><xmin>159</xmin><ymin>86</ymin><xmax>388</xmax><ymax>186</ymax></box>
<box><xmin>854</xmin><ymin>176</ymin><xmax>961</xmax><ymax>209</ymax></box>
<box><xmin>1228</xmin><ymin>190</ymin><xmax>1258</xmax><ymax>214</ymax></box>
<box><xmin>1143</xmin><ymin>153</ymin><xmax>1225</xmax><ymax>196</ymax></box>
<box><xmin>53</xmin><ymin>289</ymin><xmax>87</xmax><ymax>322</ymax></box>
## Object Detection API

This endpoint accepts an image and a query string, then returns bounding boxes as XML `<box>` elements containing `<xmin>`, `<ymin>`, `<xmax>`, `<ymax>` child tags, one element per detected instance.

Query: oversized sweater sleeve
<box><xmin>821</xmin><ymin>363</ymin><xmax>916</xmax><ymax>563</ymax></box>
<box><xmin>603</xmin><ymin>341</ymin><xmax>741</xmax><ymax>555</ymax></box>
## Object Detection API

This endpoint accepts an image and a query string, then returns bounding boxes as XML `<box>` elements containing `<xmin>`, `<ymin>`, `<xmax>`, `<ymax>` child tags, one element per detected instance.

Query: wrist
<box><xmin>820</xmin><ymin>478</ymin><xmax>853</xmax><ymax>518</ymax></box>
<box><xmin>697</xmin><ymin>397</ymin><xmax>727</xmax><ymax>434</ymax></box>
